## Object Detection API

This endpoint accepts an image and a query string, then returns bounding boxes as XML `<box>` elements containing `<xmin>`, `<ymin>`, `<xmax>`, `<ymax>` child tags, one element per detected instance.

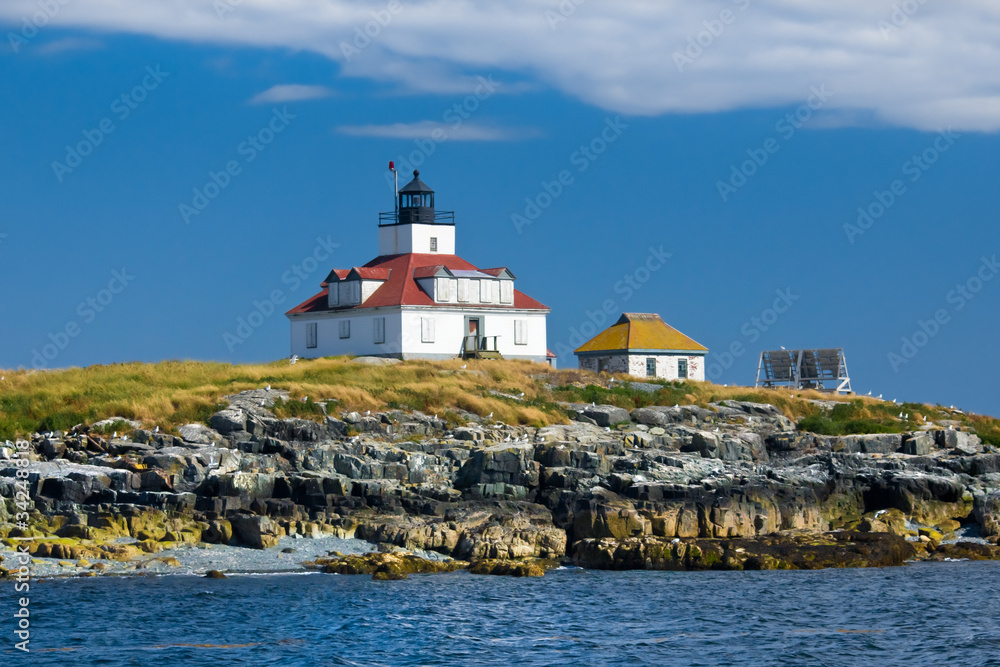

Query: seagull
<box><xmin>460</xmin><ymin>364</ymin><xmax>467</xmax><ymax>369</ymax></box>
<box><xmin>713</xmin><ymin>427</ymin><xmax>720</xmax><ymax>432</ymax></box>
<box><xmin>154</xmin><ymin>426</ymin><xmax>159</xmax><ymax>433</ymax></box>
<box><xmin>780</xmin><ymin>346</ymin><xmax>786</xmax><ymax>350</ymax></box>
<box><xmin>904</xmin><ymin>413</ymin><xmax>909</xmax><ymax>420</ymax></box>
<box><xmin>898</xmin><ymin>412</ymin><xmax>903</xmax><ymax>418</ymax></box>
<box><xmin>290</xmin><ymin>355</ymin><xmax>298</xmax><ymax>365</ymax></box>
<box><xmin>878</xmin><ymin>394</ymin><xmax>882</xmax><ymax>400</ymax></box>
<box><xmin>301</xmin><ymin>396</ymin><xmax>308</xmax><ymax>402</ymax></box>
<box><xmin>265</xmin><ymin>385</ymin><xmax>271</xmax><ymax>392</ymax></box>
<box><xmin>487</xmin><ymin>412</ymin><xmax>493</xmax><ymax>419</ymax></box>
<box><xmin>671</xmin><ymin>538</ymin><xmax>681</xmax><ymax>544</ymax></box>
<box><xmin>591</xmin><ymin>402</ymin><xmax>596</xmax><ymax>407</ymax></box>
<box><xmin>518</xmin><ymin>392</ymin><xmax>525</xmax><ymax>399</ymax></box>
<box><xmin>867</xmin><ymin>391</ymin><xmax>872</xmax><ymax>396</ymax></box>
<box><xmin>112</xmin><ymin>432</ymin><xmax>117</xmax><ymax>439</ymax></box>
<box><xmin>260</xmin><ymin>400</ymin><xmax>266</xmax><ymax>407</ymax></box>
<box><xmin>364</xmin><ymin>410</ymin><xmax>371</xmax><ymax>416</ymax></box>
<box><xmin>674</xmin><ymin>404</ymin><xmax>679</xmax><ymax>408</ymax></box>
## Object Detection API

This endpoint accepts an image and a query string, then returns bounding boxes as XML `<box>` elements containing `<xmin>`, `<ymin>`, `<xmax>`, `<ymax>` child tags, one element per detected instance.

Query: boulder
<box><xmin>468</xmin><ymin>559</ymin><xmax>550</xmax><ymax>577</ymax></box>
<box><xmin>456</xmin><ymin>444</ymin><xmax>539</xmax><ymax>490</ymax></box>
<box><xmin>902</xmin><ymin>433</ymin><xmax>933</xmax><ymax>456</ymax></box>
<box><xmin>583</xmin><ymin>405</ymin><xmax>630</xmax><ymax>427</ymax></box>
<box><xmin>178</xmin><ymin>424</ymin><xmax>220</xmax><ymax>445</ymax></box>
<box><xmin>977</xmin><ymin>492</ymin><xmax>1000</xmax><ymax>537</ymax></box>
<box><xmin>858</xmin><ymin>434</ymin><xmax>903</xmax><ymax>455</ymax></box>
<box><xmin>209</xmin><ymin>409</ymin><xmax>247</xmax><ymax>435</ymax></box>
<box><xmin>952</xmin><ymin>432</ymin><xmax>983</xmax><ymax>456</ymax></box>
<box><xmin>202</xmin><ymin>520</ymin><xmax>234</xmax><ymax>544</ymax></box>
<box><xmin>230</xmin><ymin>514</ymin><xmax>281</xmax><ymax>549</ymax></box>
<box><xmin>40</xmin><ymin>439</ymin><xmax>66</xmax><ymax>459</ymax></box>
<box><xmin>630</xmin><ymin>407</ymin><xmax>670</xmax><ymax>426</ymax></box>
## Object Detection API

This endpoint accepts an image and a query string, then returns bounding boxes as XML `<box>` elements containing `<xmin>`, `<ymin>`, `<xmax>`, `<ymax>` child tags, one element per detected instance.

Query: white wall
<box><xmin>289</xmin><ymin>310</ymin><xmax>405</xmax><ymax>359</ymax></box>
<box><xmin>577</xmin><ymin>353</ymin><xmax>707</xmax><ymax>381</ymax></box>
<box><xmin>290</xmin><ymin>307</ymin><xmax>548</xmax><ymax>362</ymax></box>
<box><xmin>627</xmin><ymin>354</ymin><xmax>706</xmax><ymax>381</ymax></box>
<box><xmin>378</xmin><ymin>223</ymin><xmax>455</xmax><ymax>255</ymax></box>
<box><xmin>398</xmin><ymin>308</ymin><xmax>548</xmax><ymax>361</ymax></box>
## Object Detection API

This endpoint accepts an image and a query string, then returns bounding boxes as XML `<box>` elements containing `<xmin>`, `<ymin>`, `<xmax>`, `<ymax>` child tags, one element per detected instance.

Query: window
<box><xmin>491</xmin><ymin>280</ymin><xmax>500</xmax><ymax>304</ymax></box>
<box><xmin>678</xmin><ymin>358</ymin><xmax>688</xmax><ymax>379</ymax></box>
<box><xmin>437</xmin><ymin>278</ymin><xmax>452</xmax><ymax>302</ymax></box>
<box><xmin>374</xmin><ymin>317</ymin><xmax>385</xmax><ymax>344</ymax></box>
<box><xmin>421</xmin><ymin>317</ymin><xmax>435</xmax><ymax>343</ymax></box>
<box><xmin>349</xmin><ymin>281</ymin><xmax>360</xmax><ymax>305</ymax></box>
<box><xmin>514</xmin><ymin>320</ymin><xmax>528</xmax><ymax>345</ymax></box>
<box><xmin>457</xmin><ymin>278</ymin><xmax>471</xmax><ymax>303</ymax></box>
<box><xmin>430</xmin><ymin>237</ymin><xmax>438</xmax><ymax>252</ymax></box>
<box><xmin>646</xmin><ymin>357</ymin><xmax>657</xmax><ymax>377</ymax></box>
<box><xmin>500</xmin><ymin>280</ymin><xmax>514</xmax><ymax>304</ymax></box>
<box><xmin>339</xmin><ymin>320</ymin><xmax>351</xmax><ymax>339</ymax></box>
<box><xmin>306</xmin><ymin>322</ymin><xmax>318</xmax><ymax>349</ymax></box>
<box><xmin>330</xmin><ymin>284</ymin><xmax>339</xmax><ymax>306</ymax></box>
<box><xmin>480</xmin><ymin>279</ymin><xmax>491</xmax><ymax>303</ymax></box>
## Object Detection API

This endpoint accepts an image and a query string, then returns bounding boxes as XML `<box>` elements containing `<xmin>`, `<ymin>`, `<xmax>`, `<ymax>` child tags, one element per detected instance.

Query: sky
<box><xmin>0</xmin><ymin>1</ymin><xmax>998</xmax><ymax>417</ymax></box>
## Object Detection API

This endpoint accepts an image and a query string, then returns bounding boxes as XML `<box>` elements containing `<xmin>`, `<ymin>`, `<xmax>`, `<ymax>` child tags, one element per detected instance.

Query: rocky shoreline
<box><xmin>3</xmin><ymin>389</ymin><xmax>1000</xmax><ymax>580</ymax></box>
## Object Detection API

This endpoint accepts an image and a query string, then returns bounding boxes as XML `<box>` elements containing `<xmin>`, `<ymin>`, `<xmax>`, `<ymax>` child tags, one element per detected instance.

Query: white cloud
<box><xmin>249</xmin><ymin>84</ymin><xmax>333</xmax><ymax>104</ymax></box>
<box><xmin>3</xmin><ymin>1</ymin><xmax>1000</xmax><ymax>131</ymax></box>
<box><xmin>34</xmin><ymin>37</ymin><xmax>104</xmax><ymax>56</ymax></box>
<box><xmin>337</xmin><ymin>121</ymin><xmax>540</xmax><ymax>142</ymax></box>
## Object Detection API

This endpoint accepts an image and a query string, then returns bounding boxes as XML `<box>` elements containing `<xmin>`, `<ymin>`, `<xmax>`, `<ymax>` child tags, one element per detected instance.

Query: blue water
<box><xmin>4</xmin><ymin>562</ymin><xmax>1000</xmax><ymax>666</ymax></box>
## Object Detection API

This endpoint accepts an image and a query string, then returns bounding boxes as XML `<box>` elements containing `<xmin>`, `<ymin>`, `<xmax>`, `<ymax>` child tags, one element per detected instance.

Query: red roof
<box><xmin>412</xmin><ymin>265</ymin><xmax>448</xmax><ymax>279</ymax></box>
<box><xmin>287</xmin><ymin>253</ymin><xmax>549</xmax><ymax>315</ymax></box>
<box><xmin>351</xmin><ymin>267</ymin><xmax>392</xmax><ymax>280</ymax></box>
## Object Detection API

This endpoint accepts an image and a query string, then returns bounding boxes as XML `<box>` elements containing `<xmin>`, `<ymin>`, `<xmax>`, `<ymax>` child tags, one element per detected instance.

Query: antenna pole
<box><xmin>389</xmin><ymin>161</ymin><xmax>398</xmax><ymax>223</ymax></box>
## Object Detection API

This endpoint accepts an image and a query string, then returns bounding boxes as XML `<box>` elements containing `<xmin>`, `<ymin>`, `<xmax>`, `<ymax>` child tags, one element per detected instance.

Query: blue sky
<box><xmin>1</xmin><ymin>1</ymin><xmax>998</xmax><ymax>417</ymax></box>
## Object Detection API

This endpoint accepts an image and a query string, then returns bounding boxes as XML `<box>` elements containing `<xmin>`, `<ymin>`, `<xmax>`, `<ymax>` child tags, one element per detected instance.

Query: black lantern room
<box><xmin>397</xmin><ymin>170</ymin><xmax>435</xmax><ymax>224</ymax></box>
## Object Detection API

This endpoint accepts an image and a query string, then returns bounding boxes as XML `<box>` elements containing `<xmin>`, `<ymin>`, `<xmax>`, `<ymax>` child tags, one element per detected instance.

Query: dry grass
<box><xmin>1</xmin><ymin>358</ymin><xmax>996</xmax><ymax>441</ymax></box>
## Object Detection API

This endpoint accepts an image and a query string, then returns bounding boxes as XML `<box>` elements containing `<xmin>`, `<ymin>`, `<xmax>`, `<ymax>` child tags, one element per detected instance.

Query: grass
<box><xmin>0</xmin><ymin>358</ymin><xmax>997</xmax><ymax>441</ymax></box>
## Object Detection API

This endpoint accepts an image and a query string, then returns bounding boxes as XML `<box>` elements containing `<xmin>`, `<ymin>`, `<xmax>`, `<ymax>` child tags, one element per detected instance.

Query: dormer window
<box><xmin>500</xmin><ymin>280</ymin><xmax>514</xmax><ymax>304</ymax></box>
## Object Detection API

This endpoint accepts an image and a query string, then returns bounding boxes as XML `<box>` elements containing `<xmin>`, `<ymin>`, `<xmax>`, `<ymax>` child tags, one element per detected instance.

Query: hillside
<box><xmin>3</xmin><ymin>356</ymin><xmax>1000</xmax><ymax>579</ymax></box>
<box><xmin>1</xmin><ymin>357</ymin><xmax>998</xmax><ymax>444</ymax></box>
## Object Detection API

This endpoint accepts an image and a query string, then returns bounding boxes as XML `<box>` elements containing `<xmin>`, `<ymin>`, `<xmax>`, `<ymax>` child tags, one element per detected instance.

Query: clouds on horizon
<box><xmin>337</xmin><ymin>120</ymin><xmax>541</xmax><ymax>141</ymax></box>
<box><xmin>4</xmin><ymin>0</ymin><xmax>1000</xmax><ymax>131</ymax></box>
<box><xmin>249</xmin><ymin>84</ymin><xmax>334</xmax><ymax>104</ymax></box>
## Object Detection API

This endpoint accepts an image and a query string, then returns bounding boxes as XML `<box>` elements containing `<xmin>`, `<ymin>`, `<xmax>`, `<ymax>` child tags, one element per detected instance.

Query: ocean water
<box><xmin>5</xmin><ymin>562</ymin><xmax>1000</xmax><ymax>666</ymax></box>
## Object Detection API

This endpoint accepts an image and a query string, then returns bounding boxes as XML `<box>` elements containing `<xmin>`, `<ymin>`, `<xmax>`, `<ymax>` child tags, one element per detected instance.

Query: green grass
<box><xmin>1</xmin><ymin>359</ymin><xmax>997</xmax><ymax>441</ymax></box>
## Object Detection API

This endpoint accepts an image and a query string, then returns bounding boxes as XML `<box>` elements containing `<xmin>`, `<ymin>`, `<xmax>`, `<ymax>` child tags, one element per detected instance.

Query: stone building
<box><xmin>574</xmin><ymin>312</ymin><xmax>707</xmax><ymax>380</ymax></box>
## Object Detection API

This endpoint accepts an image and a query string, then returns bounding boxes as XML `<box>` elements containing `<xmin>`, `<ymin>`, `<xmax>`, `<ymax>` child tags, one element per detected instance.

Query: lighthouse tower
<box><xmin>378</xmin><ymin>170</ymin><xmax>456</xmax><ymax>256</ymax></box>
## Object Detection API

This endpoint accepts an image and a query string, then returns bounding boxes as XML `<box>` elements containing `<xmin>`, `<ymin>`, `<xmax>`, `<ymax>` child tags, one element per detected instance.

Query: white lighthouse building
<box><xmin>286</xmin><ymin>171</ymin><xmax>551</xmax><ymax>363</ymax></box>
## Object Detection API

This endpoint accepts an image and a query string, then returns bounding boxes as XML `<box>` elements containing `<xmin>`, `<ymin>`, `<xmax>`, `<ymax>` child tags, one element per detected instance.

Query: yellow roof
<box><xmin>575</xmin><ymin>313</ymin><xmax>708</xmax><ymax>353</ymax></box>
